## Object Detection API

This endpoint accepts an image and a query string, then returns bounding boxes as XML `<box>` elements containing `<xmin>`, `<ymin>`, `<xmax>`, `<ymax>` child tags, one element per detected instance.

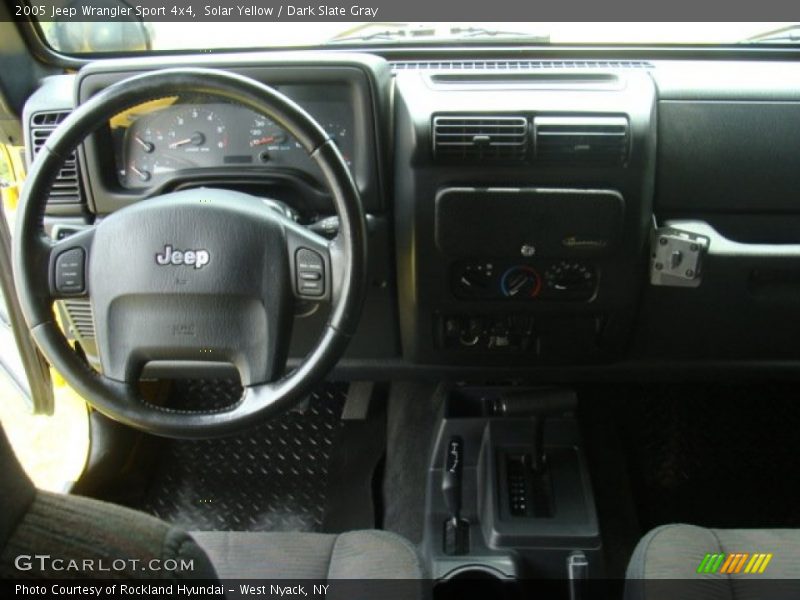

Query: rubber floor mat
<box><xmin>610</xmin><ymin>383</ymin><xmax>800</xmax><ymax>531</ymax></box>
<box><xmin>138</xmin><ymin>380</ymin><xmax>347</xmax><ymax>532</ymax></box>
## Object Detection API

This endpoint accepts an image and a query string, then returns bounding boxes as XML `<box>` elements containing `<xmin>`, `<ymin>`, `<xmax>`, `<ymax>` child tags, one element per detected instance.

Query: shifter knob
<box><xmin>442</xmin><ymin>436</ymin><xmax>464</xmax><ymax>522</ymax></box>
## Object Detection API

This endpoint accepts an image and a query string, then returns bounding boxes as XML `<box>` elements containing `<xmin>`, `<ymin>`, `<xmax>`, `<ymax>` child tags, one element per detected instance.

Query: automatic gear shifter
<box><xmin>492</xmin><ymin>387</ymin><xmax>577</xmax><ymax>472</ymax></box>
<box><xmin>442</xmin><ymin>436</ymin><xmax>469</xmax><ymax>554</ymax></box>
<box><xmin>442</xmin><ymin>436</ymin><xmax>463</xmax><ymax>523</ymax></box>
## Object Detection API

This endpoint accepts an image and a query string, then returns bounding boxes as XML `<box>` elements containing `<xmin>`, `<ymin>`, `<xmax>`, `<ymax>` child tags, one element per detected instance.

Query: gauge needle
<box><xmin>129</xmin><ymin>165</ymin><xmax>150</xmax><ymax>181</ymax></box>
<box><xmin>169</xmin><ymin>132</ymin><xmax>205</xmax><ymax>149</ymax></box>
<box><xmin>250</xmin><ymin>134</ymin><xmax>283</xmax><ymax>147</ymax></box>
<box><xmin>134</xmin><ymin>136</ymin><xmax>153</xmax><ymax>153</ymax></box>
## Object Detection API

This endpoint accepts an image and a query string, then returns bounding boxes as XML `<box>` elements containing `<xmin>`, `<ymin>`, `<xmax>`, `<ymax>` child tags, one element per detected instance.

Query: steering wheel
<box><xmin>12</xmin><ymin>68</ymin><xmax>367</xmax><ymax>438</ymax></box>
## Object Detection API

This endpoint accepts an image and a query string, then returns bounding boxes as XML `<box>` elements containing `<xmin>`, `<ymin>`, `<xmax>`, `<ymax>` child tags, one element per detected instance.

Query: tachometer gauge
<box><xmin>164</xmin><ymin>107</ymin><xmax>228</xmax><ymax>156</ymax></box>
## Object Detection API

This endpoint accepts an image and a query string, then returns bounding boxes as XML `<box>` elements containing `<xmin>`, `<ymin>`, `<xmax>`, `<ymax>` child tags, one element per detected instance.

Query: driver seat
<box><xmin>0</xmin><ymin>427</ymin><xmax>425</xmax><ymax>591</ymax></box>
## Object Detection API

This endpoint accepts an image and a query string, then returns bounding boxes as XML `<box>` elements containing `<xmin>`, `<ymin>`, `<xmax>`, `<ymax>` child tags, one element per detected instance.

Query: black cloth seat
<box><xmin>626</xmin><ymin>524</ymin><xmax>800</xmax><ymax>600</ymax></box>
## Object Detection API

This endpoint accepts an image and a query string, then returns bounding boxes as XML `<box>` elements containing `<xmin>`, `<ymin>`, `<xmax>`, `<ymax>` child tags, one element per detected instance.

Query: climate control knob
<box><xmin>543</xmin><ymin>261</ymin><xmax>596</xmax><ymax>300</ymax></box>
<box><xmin>453</xmin><ymin>262</ymin><xmax>495</xmax><ymax>298</ymax></box>
<box><xmin>500</xmin><ymin>266</ymin><xmax>541</xmax><ymax>299</ymax></box>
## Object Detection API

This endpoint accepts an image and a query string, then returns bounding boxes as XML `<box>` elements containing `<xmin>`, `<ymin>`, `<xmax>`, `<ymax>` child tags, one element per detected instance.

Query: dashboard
<box><xmin>23</xmin><ymin>50</ymin><xmax>800</xmax><ymax>379</ymax></box>
<box><xmin>111</xmin><ymin>90</ymin><xmax>354</xmax><ymax>190</ymax></box>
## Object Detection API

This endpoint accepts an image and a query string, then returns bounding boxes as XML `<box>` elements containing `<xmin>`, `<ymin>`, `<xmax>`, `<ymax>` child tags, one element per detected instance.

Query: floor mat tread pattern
<box><xmin>138</xmin><ymin>380</ymin><xmax>346</xmax><ymax>532</ymax></box>
<box><xmin>614</xmin><ymin>383</ymin><xmax>800</xmax><ymax>531</ymax></box>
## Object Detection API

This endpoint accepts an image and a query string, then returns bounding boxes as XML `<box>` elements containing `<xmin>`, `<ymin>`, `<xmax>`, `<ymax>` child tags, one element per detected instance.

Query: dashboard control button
<box><xmin>295</xmin><ymin>248</ymin><xmax>324</xmax><ymax>297</ymax></box>
<box><xmin>440</xmin><ymin>314</ymin><xmax>535</xmax><ymax>352</ymax></box>
<box><xmin>55</xmin><ymin>248</ymin><xmax>85</xmax><ymax>294</ymax></box>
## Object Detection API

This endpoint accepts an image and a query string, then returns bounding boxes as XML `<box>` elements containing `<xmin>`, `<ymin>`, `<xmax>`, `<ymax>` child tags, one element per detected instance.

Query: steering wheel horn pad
<box><xmin>12</xmin><ymin>69</ymin><xmax>367</xmax><ymax>438</ymax></box>
<box><xmin>89</xmin><ymin>188</ymin><xmax>307</xmax><ymax>386</ymax></box>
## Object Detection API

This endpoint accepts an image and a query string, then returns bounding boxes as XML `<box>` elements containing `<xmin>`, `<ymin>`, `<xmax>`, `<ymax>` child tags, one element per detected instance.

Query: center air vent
<box><xmin>433</xmin><ymin>115</ymin><xmax>528</xmax><ymax>161</ymax></box>
<box><xmin>533</xmin><ymin>116</ymin><xmax>629</xmax><ymax>165</ymax></box>
<box><xmin>29</xmin><ymin>111</ymin><xmax>84</xmax><ymax>206</ymax></box>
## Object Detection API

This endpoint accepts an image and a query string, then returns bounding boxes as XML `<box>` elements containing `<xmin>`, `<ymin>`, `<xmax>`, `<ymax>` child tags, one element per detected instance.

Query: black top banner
<box><xmin>9</xmin><ymin>0</ymin><xmax>800</xmax><ymax>22</ymax></box>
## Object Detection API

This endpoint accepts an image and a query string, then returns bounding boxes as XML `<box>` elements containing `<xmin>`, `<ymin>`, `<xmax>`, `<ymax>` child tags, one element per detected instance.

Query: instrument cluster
<box><xmin>111</xmin><ymin>95</ymin><xmax>354</xmax><ymax>190</ymax></box>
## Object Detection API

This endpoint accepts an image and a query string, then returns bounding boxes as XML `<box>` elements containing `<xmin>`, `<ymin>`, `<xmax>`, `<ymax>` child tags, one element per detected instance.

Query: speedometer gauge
<box><xmin>248</xmin><ymin>115</ymin><xmax>288</xmax><ymax>149</ymax></box>
<box><xmin>247</xmin><ymin>113</ymin><xmax>295</xmax><ymax>163</ymax></box>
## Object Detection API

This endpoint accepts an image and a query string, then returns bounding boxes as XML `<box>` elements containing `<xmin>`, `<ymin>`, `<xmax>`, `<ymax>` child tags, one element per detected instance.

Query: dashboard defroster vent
<box><xmin>533</xmin><ymin>116</ymin><xmax>629</xmax><ymax>165</ymax></box>
<box><xmin>29</xmin><ymin>111</ymin><xmax>84</xmax><ymax>206</ymax></box>
<box><xmin>433</xmin><ymin>115</ymin><xmax>528</xmax><ymax>161</ymax></box>
<box><xmin>393</xmin><ymin>60</ymin><xmax>653</xmax><ymax>72</ymax></box>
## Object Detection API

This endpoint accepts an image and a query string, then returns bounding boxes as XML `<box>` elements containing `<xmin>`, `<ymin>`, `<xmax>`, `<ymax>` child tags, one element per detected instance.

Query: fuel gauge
<box><xmin>123</xmin><ymin>154</ymin><xmax>180</xmax><ymax>187</ymax></box>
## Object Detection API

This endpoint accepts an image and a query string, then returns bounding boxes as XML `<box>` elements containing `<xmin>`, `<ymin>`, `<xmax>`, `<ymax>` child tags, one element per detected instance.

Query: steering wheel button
<box><xmin>295</xmin><ymin>248</ymin><xmax>325</xmax><ymax>297</ymax></box>
<box><xmin>55</xmin><ymin>248</ymin><xmax>86</xmax><ymax>294</ymax></box>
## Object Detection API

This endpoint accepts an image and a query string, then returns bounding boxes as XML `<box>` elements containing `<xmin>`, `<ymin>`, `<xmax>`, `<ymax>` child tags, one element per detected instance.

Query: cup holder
<box><xmin>434</xmin><ymin>565</ymin><xmax>521</xmax><ymax>600</ymax></box>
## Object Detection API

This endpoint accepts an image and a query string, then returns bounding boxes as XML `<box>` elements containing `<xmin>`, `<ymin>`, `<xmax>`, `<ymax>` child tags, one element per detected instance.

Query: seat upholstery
<box><xmin>0</xmin><ymin>490</ymin><xmax>218</xmax><ymax>580</ymax></box>
<box><xmin>191</xmin><ymin>530</ymin><xmax>425</xmax><ymax>580</ymax></box>
<box><xmin>0</xmin><ymin>427</ymin><xmax>217</xmax><ymax>580</ymax></box>
<box><xmin>626</xmin><ymin>524</ymin><xmax>800</xmax><ymax>600</ymax></box>
<box><xmin>0</xmin><ymin>426</ymin><xmax>425</xmax><ymax>594</ymax></box>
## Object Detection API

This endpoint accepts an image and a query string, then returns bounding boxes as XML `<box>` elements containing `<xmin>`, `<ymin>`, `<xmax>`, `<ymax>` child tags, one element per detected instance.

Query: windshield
<box><xmin>37</xmin><ymin>21</ymin><xmax>799</xmax><ymax>54</ymax></box>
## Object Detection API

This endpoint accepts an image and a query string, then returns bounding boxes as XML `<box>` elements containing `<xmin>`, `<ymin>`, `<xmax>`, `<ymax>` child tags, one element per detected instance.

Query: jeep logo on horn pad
<box><xmin>155</xmin><ymin>245</ymin><xmax>210</xmax><ymax>269</ymax></box>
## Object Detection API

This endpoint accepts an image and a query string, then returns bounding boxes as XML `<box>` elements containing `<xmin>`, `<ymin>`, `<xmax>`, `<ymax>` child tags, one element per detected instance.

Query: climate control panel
<box><xmin>452</xmin><ymin>259</ymin><xmax>597</xmax><ymax>302</ymax></box>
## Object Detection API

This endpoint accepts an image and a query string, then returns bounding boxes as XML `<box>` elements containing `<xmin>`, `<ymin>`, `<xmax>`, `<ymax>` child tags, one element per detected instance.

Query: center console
<box><xmin>424</xmin><ymin>386</ymin><xmax>601</xmax><ymax>598</ymax></box>
<box><xmin>393</xmin><ymin>68</ymin><xmax>657</xmax><ymax>366</ymax></box>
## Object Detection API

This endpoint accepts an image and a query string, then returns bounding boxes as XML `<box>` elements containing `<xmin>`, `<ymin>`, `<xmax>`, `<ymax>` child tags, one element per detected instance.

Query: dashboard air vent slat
<box><xmin>533</xmin><ymin>116</ymin><xmax>629</xmax><ymax>165</ymax></box>
<box><xmin>433</xmin><ymin>116</ymin><xmax>528</xmax><ymax>161</ymax></box>
<box><xmin>29</xmin><ymin>111</ymin><xmax>83</xmax><ymax>206</ymax></box>
<box><xmin>62</xmin><ymin>298</ymin><xmax>95</xmax><ymax>340</ymax></box>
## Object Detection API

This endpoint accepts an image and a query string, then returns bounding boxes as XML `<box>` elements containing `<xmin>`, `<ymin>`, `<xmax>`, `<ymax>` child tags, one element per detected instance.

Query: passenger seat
<box><xmin>626</xmin><ymin>524</ymin><xmax>800</xmax><ymax>599</ymax></box>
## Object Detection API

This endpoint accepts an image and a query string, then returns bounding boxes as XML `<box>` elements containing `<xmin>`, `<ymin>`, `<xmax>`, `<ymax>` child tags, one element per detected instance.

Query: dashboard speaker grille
<box><xmin>29</xmin><ymin>111</ymin><xmax>84</xmax><ymax>206</ymax></box>
<box><xmin>433</xmin><ymin>115</ymin><xmax>528</xmax><ymax>161</ymax></box>
<box><xmin>533</xmin><ymin>116</ymin><xmax>629</xmax><ymax>165</ymax></box>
